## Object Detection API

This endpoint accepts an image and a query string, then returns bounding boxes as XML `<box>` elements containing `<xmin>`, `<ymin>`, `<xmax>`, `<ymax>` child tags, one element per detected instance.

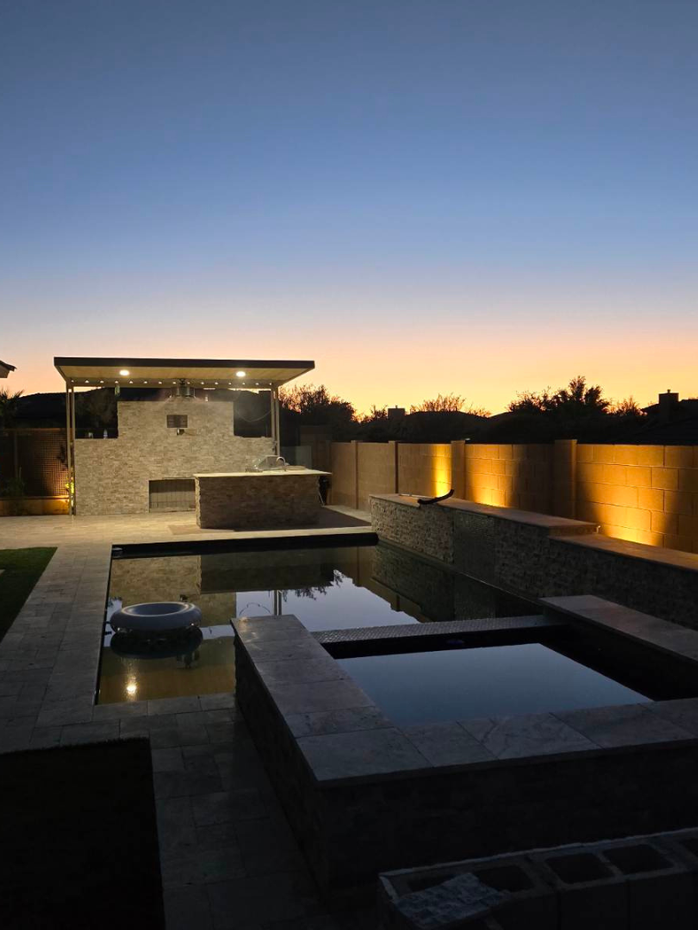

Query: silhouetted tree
<box><xmin>610</xmin><ymin>396</ymin><xmax>645</xmax><ymax>418</ymax></box>
<box><xmin>77</xmin><ymin>389</ymin><xmax>117</xmax><ymax>432</ymax></box>
<box><xmin>497</xmin><ymin>376</ymin><xmax>645</xmax><ymax>441</ymax></box>
<box><xmin>411</xmin><ymin>394</ymin><xmax>490</xmax><ymax>417</ymax></box>
<box><xmin>0</xmin><ymin>389</ymin><xmax>23</xmax><ymax>429</ymax></box>
<box><xmin>508</xmin><ymin>376</ymin><xmax>609</xmax><ymax>417</ymax></box>
<box><xmin>280</xmin><ymin>384</ymin><xmax>356</xmax><ymax>440</ymax></box>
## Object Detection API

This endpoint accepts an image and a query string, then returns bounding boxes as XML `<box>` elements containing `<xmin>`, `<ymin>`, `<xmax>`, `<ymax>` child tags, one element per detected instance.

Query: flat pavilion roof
<box><xmin>54</xmin><ymin>356</ymin><xmax>314</xmax><ymax>389</ymax></box>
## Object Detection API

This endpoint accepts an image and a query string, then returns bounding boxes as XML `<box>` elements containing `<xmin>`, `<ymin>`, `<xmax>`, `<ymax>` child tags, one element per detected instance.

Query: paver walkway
<box><xmin>0</xmin><ymin>506</ymin><xmax>371</xmax><ymax>548</ymax></box>
<box><xmin>0</xmin><ymin>509</ymin><xmax>375</xmax><ymax>928</ymax></box>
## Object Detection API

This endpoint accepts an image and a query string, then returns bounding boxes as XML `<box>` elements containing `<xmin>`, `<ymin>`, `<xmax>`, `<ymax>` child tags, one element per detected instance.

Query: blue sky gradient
<box><xmin>2</xmin><ymin>0</ymin><xmax>696</xmax><ymax>410</ymax></box>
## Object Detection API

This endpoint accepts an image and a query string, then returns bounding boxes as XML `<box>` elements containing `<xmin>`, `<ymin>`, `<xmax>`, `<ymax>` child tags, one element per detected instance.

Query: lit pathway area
<box><xmin>0</xmin><ymin>507</ymin><xmax>374</xmax><ymax>929</ymax></box>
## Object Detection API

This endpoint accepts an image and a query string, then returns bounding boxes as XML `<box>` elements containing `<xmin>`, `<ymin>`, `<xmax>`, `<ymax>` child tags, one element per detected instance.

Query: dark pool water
<box><xmin>337</xmin><ymin>642</ymin><xmax>650</xmax><ymax>726</ymax></box>
<box><xmin>99</xmin><ymin>542</ymin><xmax>533</xmax><ymax>703</ymax></box>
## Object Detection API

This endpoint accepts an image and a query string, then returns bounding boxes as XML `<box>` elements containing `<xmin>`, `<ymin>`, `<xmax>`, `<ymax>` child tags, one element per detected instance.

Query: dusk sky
<box><xmin>2</xmin><ymin>0</ymin><xmax>696</xmax><ymax>413</ymax></box>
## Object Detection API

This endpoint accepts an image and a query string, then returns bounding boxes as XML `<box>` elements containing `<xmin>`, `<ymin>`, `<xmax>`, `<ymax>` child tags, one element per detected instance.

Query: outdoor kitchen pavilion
<box><xmin>54</xmin><ymin>356</ymin><xmax>314</xmax><ymax>515</ymax></box>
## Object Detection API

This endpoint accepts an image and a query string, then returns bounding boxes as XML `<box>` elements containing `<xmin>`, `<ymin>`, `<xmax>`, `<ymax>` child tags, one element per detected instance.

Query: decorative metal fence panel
<box><xmin>0</xmin><ymin>429</ymin><xmax>68</xmax><ymax>497</ymax></box>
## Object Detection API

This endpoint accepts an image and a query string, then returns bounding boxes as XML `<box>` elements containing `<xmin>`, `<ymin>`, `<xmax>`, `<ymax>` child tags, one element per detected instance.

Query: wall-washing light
<box><xmin>236</xmin><ymin>371</ymin><xmax>246</xmax><ymax>378</ymax></box>
<box><xmin>119</xmin><ymin>369</ymin><xmax>130</xmax><ymax>376</ymax></box>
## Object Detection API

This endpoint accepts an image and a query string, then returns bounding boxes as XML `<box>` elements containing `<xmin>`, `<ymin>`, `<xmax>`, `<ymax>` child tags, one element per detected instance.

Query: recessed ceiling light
<box><xmin>236</xmin><ymin>371</ymin><xmax>246</xmax><ymax>378</ymax></box>
<box><xmin>119</xmin><ymin>369</ymin><xmax>130</xmax><ymax>376</ymax></box>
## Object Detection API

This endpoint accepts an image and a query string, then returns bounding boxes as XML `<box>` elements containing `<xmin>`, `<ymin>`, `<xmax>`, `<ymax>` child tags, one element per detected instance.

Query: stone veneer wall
<box><xmin>74</xmin><ymin>398</ymin><xmax>273</xmax><ymax>515</ymax></box>
<box><xmin>196</xmin><ymin>474</ymin><xmax>321</xmax><ymax>529</ymax></box>
<box><xmin>371</xmin><ymin>495</ymin><xmax>698</xmax><ymax>629</ymax></box>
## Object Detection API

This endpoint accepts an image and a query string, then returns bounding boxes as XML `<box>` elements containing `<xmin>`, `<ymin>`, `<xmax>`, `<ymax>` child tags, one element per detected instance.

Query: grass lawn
<box><xmin>0</xmin><ymin>547</ymin><xmax>56</xmax><ymax>640</ymax></box>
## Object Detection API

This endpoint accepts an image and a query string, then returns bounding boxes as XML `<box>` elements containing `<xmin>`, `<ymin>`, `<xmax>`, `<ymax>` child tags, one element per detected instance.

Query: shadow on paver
<box><xmin>0</xmin><ymin>737</ymin><xmax>164</xmax><ymax>929</ymax></box>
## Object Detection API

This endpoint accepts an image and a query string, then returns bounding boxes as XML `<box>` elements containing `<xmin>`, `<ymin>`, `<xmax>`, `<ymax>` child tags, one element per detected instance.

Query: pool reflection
<box><xmin>98</xmin><ymin>543</ymin><xmax>533</xmax><ymax>704</ymax></box>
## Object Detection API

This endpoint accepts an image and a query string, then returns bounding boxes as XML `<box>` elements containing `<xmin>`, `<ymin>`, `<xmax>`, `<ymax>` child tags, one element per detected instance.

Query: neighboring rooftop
<box><xmin>53</xmin><ymin>356</ymin><xmax>314</xmax><ymax>389</ymax></box>
<box><xmin>0</xmin><ymin>359</ymin><xmax>16</xmax><ymax>378</ymax></box>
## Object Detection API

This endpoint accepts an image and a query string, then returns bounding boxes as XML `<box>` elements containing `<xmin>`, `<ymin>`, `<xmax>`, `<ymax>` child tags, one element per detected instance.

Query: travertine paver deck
<box><xmin>0</xmin><ymin>505</ymin><xmax>372</xmax><ymax>548</ymax></box>
<box><xmin>0</xmin><ymin>509</ymin><xmax>375</xmax><ymax>929</ymax></box>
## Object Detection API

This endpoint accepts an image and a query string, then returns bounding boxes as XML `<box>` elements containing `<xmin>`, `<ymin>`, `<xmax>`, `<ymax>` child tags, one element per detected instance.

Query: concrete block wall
<box><xmin>329</xmin><ymin>442</ymin><xmax>358</xmax><ymax>508</ymax></box>
<box><xmin>358</xmin><ymin>442</ymin><xmax>398</xmax><ymax>510</ymax></box>
<box><xmin>397</xmin><ymin>443</ymin><xmax>452</xmax><ymax>499</ymax></box>
<box><xmin>460</xmin><ymin>442</ymin><xmax>554</xmax><ymax>513</ymax></box>
<box><xmin>330</xmin><ymin>440</ymin><xmax>698</xmax><ymax>555</ymax></box>
<box><xmin>330</xmin><ymin>442</ymin><xmax>451</xmax><ymax>508</ymax></box>
<box><xmin>576</xmin><ymin>444</ymin><xmax>698</xmax><ymax>551</ymax></box>
<box><xmin>74</xmin><ymin>397</ymin><xmax>273</xmax><ymax>515</ymax></box>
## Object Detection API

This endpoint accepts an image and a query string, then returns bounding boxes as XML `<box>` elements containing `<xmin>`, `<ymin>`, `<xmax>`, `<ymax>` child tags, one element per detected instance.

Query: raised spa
<box><xmin>335</xmin><ymin>640</ymin><xmax>652</xmax><ymax>726</ymax></box>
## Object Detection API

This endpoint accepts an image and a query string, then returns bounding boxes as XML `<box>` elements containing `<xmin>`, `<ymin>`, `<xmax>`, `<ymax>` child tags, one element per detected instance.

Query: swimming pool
<box><xmin>98</xmin><ymin>541</ymin><xmax>534</xmax><ymax>703</ymax></box>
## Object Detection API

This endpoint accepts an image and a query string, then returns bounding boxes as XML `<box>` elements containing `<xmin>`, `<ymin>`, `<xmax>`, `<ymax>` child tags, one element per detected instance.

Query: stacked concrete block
<box><xmin>601</xmin><ymin>840</ymin><xmax>695</xmax><ymax>930</ymax></box>
<box><xmin>380</xmin><ymin>854</ymin><xmax>557</xmax><ymax>930</ymax></box>
<box><xmin>532</xmin><ymin>849</ymin><xmax>626</xmax><ymax>929</ymax></box>
<box><xmin>380</xmin><ymin>830</ymin><xmax>698</xmax><ymax>930</ymax></box>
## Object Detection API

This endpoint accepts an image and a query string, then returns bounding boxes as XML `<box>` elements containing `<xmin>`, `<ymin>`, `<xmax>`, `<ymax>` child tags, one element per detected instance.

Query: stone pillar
<box><xmin>553</xmin><ymin>439</ymin><xmax>577</xmax><ymax>518</ymax></box>
<box><xmin>389</xmin><ymin>441</ymin><xmax>399</xmax><ymax>494</ymax></box>
<box><xmin>450</xmin><ymin>441</ymin><xmax>466</xmax><ymax>500</ymax></box>
<box><xmin>351</xmin><ymin>440</ymin><xmax>360</xmax><ymax>510</ymax></box>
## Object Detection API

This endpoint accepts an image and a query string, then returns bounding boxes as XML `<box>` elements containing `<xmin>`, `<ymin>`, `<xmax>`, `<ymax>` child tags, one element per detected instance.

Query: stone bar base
<box><xmin>196</xmin><ymin>473</ymin><xmax>322</xmax><ymax>529</ymax></box>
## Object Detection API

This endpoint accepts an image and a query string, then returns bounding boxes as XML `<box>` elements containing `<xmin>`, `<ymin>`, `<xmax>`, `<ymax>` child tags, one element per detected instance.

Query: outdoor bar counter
<box><xmin>194</xmin><ymin>468</ymin><xmax>330</xmax><ymax>529</ymax></box>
